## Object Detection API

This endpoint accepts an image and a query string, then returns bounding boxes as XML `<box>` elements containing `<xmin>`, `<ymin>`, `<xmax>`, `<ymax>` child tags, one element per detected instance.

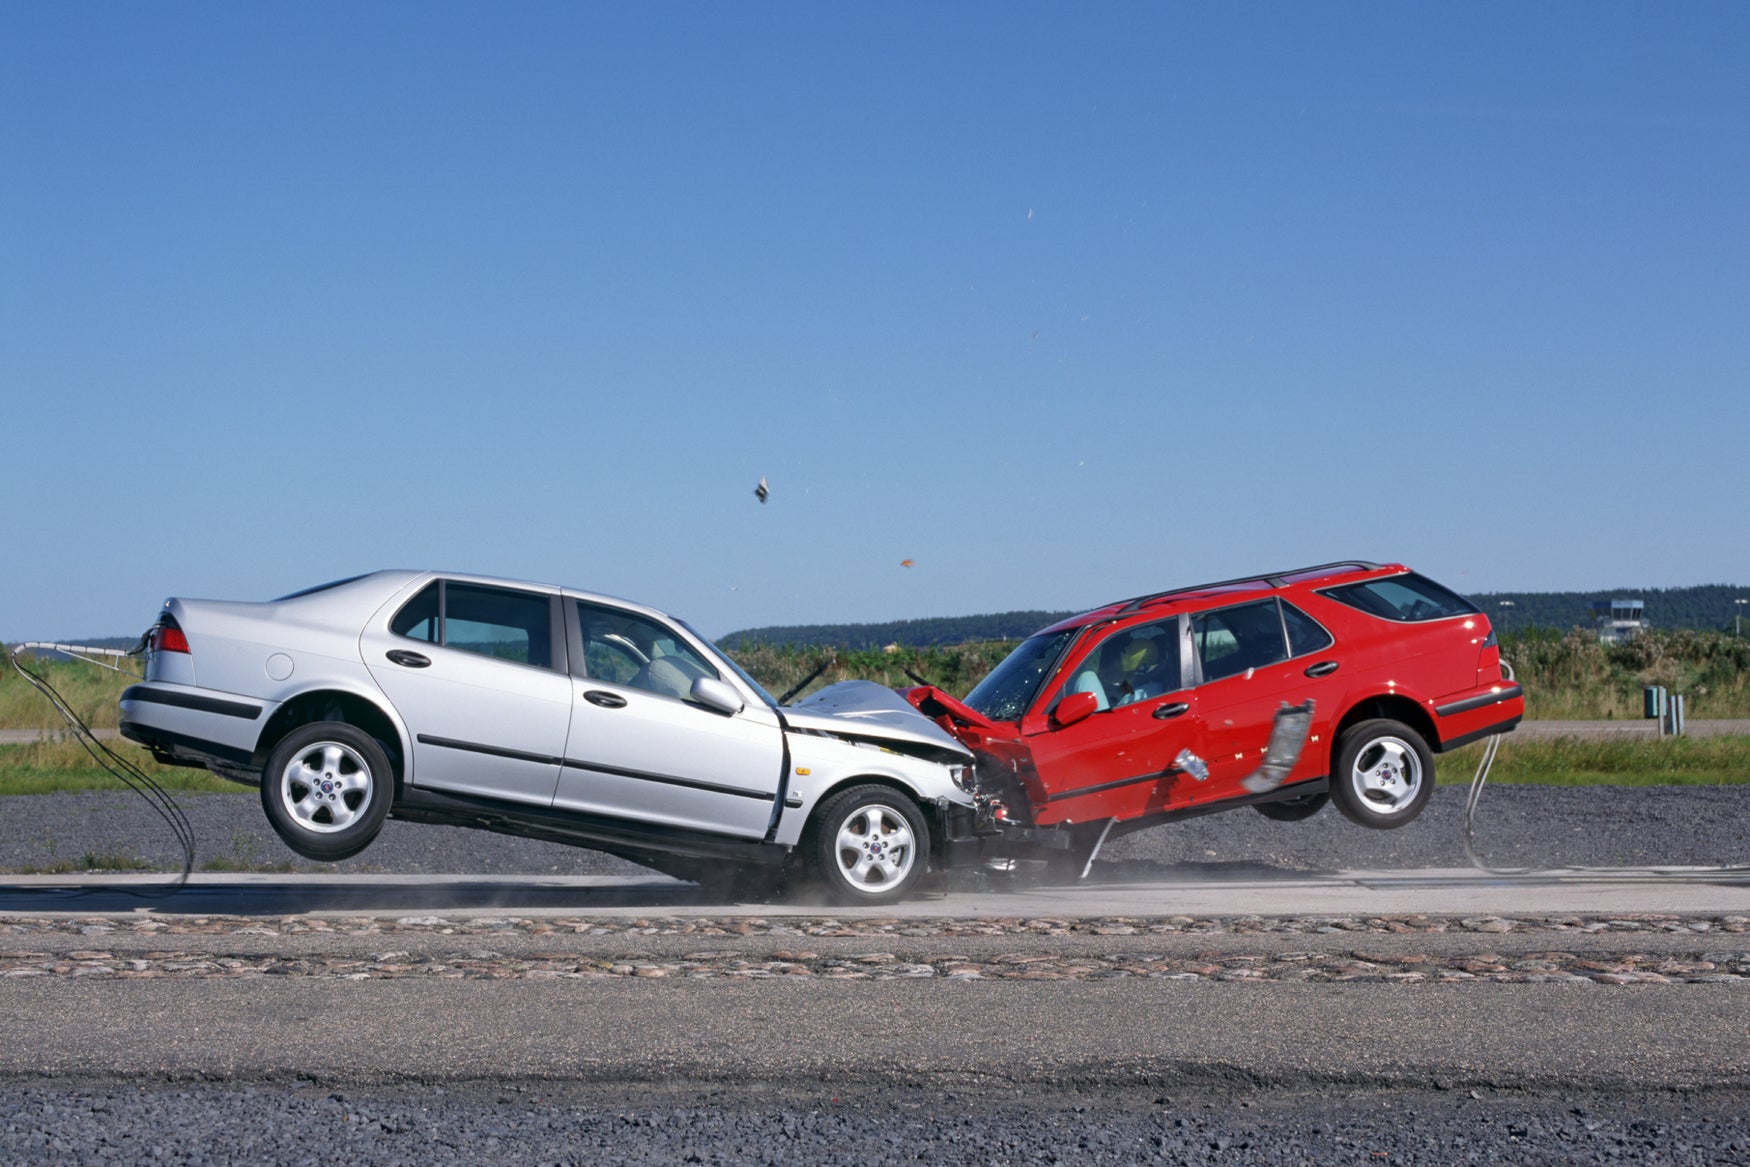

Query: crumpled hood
<box><xmin>784</xmin><ymin>680</ymin><xmax>974</xmax><ymax>764</ymax></box>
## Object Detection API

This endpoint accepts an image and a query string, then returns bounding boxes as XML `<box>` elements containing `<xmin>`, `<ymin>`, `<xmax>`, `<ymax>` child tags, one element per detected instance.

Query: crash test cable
<box><xmin>7</xmin><ymin>643</ymin><xmax>195</xmax><ymax>895</ymax></box>
<box><xmin>1460</xmin><ymin>660</ymin><xmax>1748</xmax><ymax>880</ymax></box>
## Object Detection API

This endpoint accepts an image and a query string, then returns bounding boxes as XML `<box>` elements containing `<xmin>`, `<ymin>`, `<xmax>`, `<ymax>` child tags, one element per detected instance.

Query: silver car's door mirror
<box><xmin>690</xmin><ymin>676</ymin><xmax>744</xmax><ymax>715</ymax></box>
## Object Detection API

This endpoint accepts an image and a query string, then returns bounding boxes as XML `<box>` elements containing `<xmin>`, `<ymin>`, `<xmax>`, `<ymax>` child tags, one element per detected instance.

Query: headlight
<box><xmin>949</xmin><ymin>764</ymin><xmax>975</xmax><ymax>792</ymax></box>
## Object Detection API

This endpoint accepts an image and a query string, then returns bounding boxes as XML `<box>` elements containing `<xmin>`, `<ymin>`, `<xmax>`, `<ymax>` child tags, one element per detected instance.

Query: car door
<box><xmin>1190</xmin><ymin>597</ymin><xmax>1337</xmax><ymax>798</ymax></box>
<box><xmin>1018</xmin><ymin>617</ymin><xmax>1206</xmax><ymax>826</ymax></box>
<box><xmin>552</xmin><ymin>598</ymin><xmax>784</xmax><ymax>838</ymax></box>
<box><xmin>361</xmin><ymin>579</ymin><xmax>571</xmax><ymax>806</ymax></box>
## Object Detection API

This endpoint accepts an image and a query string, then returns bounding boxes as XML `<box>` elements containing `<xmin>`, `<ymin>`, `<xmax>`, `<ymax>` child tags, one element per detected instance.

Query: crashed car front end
<box><xmin>780</xmin><ymin>680</ymin><xmax>990</xmax><ymax>866</ymax></box>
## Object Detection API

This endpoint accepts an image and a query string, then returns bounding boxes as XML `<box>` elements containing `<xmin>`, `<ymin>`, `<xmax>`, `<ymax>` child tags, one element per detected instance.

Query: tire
<box><xmin>1253</xmin><ymin>791</ymin><xmax>1329</xmax><ymax>822</ymax></box>
<box><xmin>1330</xmin><ymin>719</ymin><xmax>1433</xmax><ymax>829</ymax></box>
<box><xmin>806</xmin><ymin>785</ymin><xmax>931</xmax><ymax>905</ymax></box>
<box><xmin>260</xmin><ymin>721</ymin><xmax>394</xmax><ymax>861</ymax></box>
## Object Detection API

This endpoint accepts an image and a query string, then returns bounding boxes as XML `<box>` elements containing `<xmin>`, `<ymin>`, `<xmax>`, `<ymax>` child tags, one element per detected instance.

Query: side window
<box><xmin>390</xmin><ymin>582</ymin><xmax>439</xmax><ymax>643</ymax></box>
<box><xmin>390</xmin><ymin>581</ymin><xmax>553</xmax><ymax>668</ymax></box>
<box><xmin>577</xmin><ymin>601</ymin><xmax>720</xmax><ymax>701</ymax></box>
<box><xmin>444</xmin><ymin>583</ymin><xmax>553</xmax><ymax>668</ymax></box>
<box><xmin>1194</xmin><ymin>599</ymin><xmax>1289</xmax><ymax>683</ymax></box>
<box><xmin>1321</xmin><ymin>573</ymin><xmax>1479</xmax><ymax>622</ymax></box>
<box><xmin>1057</xmin><ymin>619</ymin><xmax>1181</xmax><ymax>712</ymax></box>
<box><xmin>1282</xmin><ymin>601</ymin><xmax>1334</xmax><ymax>656</ymax></box>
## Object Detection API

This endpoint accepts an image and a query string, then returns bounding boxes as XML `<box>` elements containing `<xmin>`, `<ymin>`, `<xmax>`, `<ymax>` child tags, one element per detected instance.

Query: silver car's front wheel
<box><xmin>809</xmin><ymin>785</ymin><xmax>931</xmax><ymax>905</ymax></box>
<box><xmin>260</xmin><ymin>721</ymin><xmax>393</xmax><ymax>861</ymax></box>
<box><xmin>1330</xmin><ymin>718</ymin><xmax>1434</xmax><ymax>829</ymax></box>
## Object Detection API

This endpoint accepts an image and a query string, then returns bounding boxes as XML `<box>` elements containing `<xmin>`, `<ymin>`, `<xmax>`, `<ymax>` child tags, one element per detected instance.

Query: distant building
<box><xmin>1591</xmin><ymin>598</ymin><xmax>1648</xmax><ymax>643</ymax></box>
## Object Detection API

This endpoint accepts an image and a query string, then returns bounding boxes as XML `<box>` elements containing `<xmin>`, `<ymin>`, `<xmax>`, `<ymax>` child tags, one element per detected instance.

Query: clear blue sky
<box><xmin>4</xmin><ymin>3</ymin><xmax>1746</xmax><ymax>642</ymax></box>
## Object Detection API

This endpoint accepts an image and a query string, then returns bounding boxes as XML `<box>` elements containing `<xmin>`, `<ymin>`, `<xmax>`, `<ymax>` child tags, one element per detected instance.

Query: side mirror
<box><xmin>691</xmin><ymin>676</ymin><xmax>745</xmax><ymax>715</ymax></box>
<box><xmin>1052</xmin><ymin>690</ymin><xmax>1098</xmax><ymax>728</ymax></box>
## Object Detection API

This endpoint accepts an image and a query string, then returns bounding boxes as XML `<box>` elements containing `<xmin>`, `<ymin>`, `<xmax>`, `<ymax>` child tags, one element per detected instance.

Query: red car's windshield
<box><xmin>962</xmin><ymin>627</ymin><xmax>1080</xmax><ymax>722</ymax></box>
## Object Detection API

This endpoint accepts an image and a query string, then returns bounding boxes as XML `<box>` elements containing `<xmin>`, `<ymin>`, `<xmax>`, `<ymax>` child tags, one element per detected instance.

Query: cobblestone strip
<box><xmin>2</xmin><ymin>914</ymin><xmax>1748</xmax><ymax>985</ymax></box>
<box><xmin>2</xmin><ymin>946</ymin><xmax>1747</xmax><ymax>984</ymax></box>
<box><xmin>4</xmin><ymin>911</ymin><xmax>1747</xmax><ymax>940</ymax></box>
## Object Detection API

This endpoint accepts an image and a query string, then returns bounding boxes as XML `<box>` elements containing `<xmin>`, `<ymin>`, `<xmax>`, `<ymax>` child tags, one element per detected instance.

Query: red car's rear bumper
<box><xmin>1430</xmin><ymin>682</ymin><xmax>1525</xmax><ymax>752</ymax></box>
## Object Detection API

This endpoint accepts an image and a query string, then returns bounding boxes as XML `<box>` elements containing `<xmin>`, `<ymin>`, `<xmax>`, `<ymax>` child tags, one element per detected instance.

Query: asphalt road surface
<box><xmin>3</xmin><ymin>916</ymin><xmax>1750</xmax><ymax>1164</ymax></box>
<box><xmin>8</xmin><ymin>777</ymin><xmax>1750</xmax><ymax>876</ymax></box>
<box><xmin>6</xmin><ymin>780</ymin><xmax>1750</xmax><ymax>1163</ymax></box>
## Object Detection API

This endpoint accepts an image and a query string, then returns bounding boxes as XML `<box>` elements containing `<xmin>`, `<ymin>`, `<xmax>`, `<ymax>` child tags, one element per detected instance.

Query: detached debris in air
<box><xmin>900</xmin><ymin>559</ymin><xmax>916</xmax><ymax>568</ymax></box>
<box><xmin>754</xmin><ymin>476</ymin><xmax>770</xmax><ymax>504</ymax></box>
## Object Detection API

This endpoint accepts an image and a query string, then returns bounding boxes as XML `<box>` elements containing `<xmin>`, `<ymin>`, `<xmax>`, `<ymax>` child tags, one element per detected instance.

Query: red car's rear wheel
<box><xmin>1331</xmin><ymin>719</ymin><xmax>1433</xmax><ymax>829</ymax></box>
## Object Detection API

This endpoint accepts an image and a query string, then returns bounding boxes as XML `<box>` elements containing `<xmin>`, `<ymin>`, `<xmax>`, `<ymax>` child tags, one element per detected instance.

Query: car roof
<box><xmin>1037</xmin><ymin>560</ymin><xmax>1410</xmax><ymax>635</ymax></box>
<box><xmin>383</xmin><ymin>570</ymin><xmax>683</xmax><ymax>626</ymax></box>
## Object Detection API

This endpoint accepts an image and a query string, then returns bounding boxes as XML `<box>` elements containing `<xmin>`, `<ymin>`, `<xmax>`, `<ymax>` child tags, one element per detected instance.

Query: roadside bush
<box><xmin>1501</xmin><ymin>628</ymin><xmax>1750</xmax><ymax>719</ymax></box>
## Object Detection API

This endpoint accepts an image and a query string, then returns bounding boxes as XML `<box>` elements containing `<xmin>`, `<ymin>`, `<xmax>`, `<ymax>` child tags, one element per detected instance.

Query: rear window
<box><xmin>389</xmin><ymin>580</ymin><xmax>556</xmax><ymax>669</ymax></box>
<box><xmin>1193</xmin><ymin>599</ymin><xmax>1289</xmax><ymax>683</ymax></box>
<box><xmin>275</xmin><ymin>574</ymin><xmax>369</xmax><ymax>600</ymax></box>
<box><xmin>1189</xmin><ymin>598</ymin><xmax>1332</xmax><ymax>683</ymax></box>
<box><xmin>1283</xmin><ymin>601</ymin><xmax>1334</xmax><ymax>655</ymax></box>
<box><xmin>1321</xmin><ymin>572</ymin><xmax>1479</xmax><ymax>622</ymax></box>
<box><xmin>444</xmin><ymin>584</ymin><xmax>553</xmax><ymax>667</ymax></box>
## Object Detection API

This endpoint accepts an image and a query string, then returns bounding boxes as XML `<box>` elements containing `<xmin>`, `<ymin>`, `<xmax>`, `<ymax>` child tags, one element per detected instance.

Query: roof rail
<box><xmin>1115</xmin><ymin>561</ymin><xmax>1382</xmax><ymax>615</ymax></box>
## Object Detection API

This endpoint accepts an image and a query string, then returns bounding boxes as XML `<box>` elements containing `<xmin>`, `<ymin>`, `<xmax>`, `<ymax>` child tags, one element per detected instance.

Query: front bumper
<box><xmin>936</xmin><ymin>799</ymin><xmax>1075</xmax><ymax>868</ymax></box>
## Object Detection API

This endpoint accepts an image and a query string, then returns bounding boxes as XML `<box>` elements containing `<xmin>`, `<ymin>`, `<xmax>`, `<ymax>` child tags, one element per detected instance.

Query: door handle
<box><xmin>1304</xmin><ymin>660</ymin><xmax>1339</xmax><ymax>678</ymax></box>
<box><xmin>1152</xmin><ymin>702</ymin><xmax>1190</xmax><ymax>719</ymax></box>
<box><xmin>385</xmin><ymin>649</ymin><xmax>430</xmax><ymax>668</ymax></box>
<box><xmin>584</xmin><ymin>690</ymin><xmax>627</xmax><ymax>709</ymax></box>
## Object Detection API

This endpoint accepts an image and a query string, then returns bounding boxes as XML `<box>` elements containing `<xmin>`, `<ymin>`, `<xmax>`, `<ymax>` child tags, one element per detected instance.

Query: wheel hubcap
<box><xmin>280</xmin><ymin>742</ymin><xmax>372</xmax><ymax>833</ymax></box>
<box><xmin>834</xmin><ymin>803</ymin><xmax>916</xmax><ymax>892</ymax></box>
<box><xmin>1350</xmin><ymin>736</ymin><xmax>1421</xmax><ymax>815</ymax></box>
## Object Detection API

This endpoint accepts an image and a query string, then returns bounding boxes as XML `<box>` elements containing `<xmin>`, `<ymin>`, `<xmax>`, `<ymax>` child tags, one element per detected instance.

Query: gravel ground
<box><xmin>3</xmin><ymin>783</ymin><xmax>1748</xmax><ymax>876</ymax></box>
<box><xmin>2</xmin><ymin>1081</ymin><xmax>1747</xmax><ymax>1166</ymax></box>
<box><xmin>6</xmin><ymin>784</ymin><xmax>1749</xmax><ymax>1165</ymax></box>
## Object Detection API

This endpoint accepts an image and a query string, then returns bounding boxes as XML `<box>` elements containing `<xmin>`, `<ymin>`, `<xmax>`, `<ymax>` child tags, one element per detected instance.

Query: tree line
<box><xmin>721</xmin><ymin>584</ymin><xmax>1748</xmax><ymax>649</ymax></box>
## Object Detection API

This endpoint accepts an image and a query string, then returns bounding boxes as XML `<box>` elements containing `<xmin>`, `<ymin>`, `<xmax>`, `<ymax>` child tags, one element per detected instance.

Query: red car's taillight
<box><xmin>1475</xmin><ymin>623</ymin><xmax>1502</xmax><ymax>684</ymax></box>
<box><xmin>152</xmin><ymin>624</ymin><xmax>190</xmax><ymax>654</ymax></box>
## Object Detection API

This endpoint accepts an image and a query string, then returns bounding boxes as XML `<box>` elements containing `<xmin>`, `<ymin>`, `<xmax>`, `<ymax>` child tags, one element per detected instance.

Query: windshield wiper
<box><xmin>778</xmin><ymin>656</ymin><xmax>835</xmax><ymax>705</ymax></box>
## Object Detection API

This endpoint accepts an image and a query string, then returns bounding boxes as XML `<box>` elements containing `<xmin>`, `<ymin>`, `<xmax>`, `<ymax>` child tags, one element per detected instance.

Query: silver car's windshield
<box><xmin>962</xmin><ymin>627</ymin><xmax>1080</xmax><ymax>722</ymax></box>
<box><xmin>681</xmin><ymin>620</ymin><xmax>779</xmax><ymax>710</ymax></box>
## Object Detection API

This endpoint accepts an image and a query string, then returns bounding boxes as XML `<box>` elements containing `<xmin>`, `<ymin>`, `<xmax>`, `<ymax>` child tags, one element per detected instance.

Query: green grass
<box><xmin>1503</xmin><ymin>627</ymin><xmax>1750</xmax><ymax>720</ymax></box>
<box><xmin>1</xmin><ymin>654</ymin><xmax>138</xmax><ymax>731</ymax></box>
<box><xmin>0</xmin><ymin>741</ymin><xmax>238</xmax><ymax>795</ymax></box>
<box><xmin>1438</xmin><ymin>734</ymin><xmax>1750</xmax><ymax>787</ymax></box>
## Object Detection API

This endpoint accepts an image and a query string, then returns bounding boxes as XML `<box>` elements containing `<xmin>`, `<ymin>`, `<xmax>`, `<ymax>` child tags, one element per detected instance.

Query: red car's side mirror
<box><xmin>1052</xmin><ymin>690</ymin><xmax>1099</xmax><ymax>728</ymax></box>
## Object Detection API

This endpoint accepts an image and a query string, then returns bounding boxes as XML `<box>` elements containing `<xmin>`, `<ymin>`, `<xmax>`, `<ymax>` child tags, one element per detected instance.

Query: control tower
<box><xmin>1591</xmin><ymin>598</ymin><xmax>1647</xmax><ymax>644</ymax></box>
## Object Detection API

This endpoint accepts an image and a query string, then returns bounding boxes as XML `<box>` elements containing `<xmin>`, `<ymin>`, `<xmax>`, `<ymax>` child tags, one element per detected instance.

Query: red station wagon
<box><xmin>904</xmin><ymin>561</ymin><xmax>1524</xmax><ymax>864</ymax></box>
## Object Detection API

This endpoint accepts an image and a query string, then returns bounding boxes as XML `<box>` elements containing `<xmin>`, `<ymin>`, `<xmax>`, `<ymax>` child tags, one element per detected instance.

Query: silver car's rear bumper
<box><xmin>119</xmin><ymin>682</ymin><xmax>274</xmax><ymax>773</ymax></box>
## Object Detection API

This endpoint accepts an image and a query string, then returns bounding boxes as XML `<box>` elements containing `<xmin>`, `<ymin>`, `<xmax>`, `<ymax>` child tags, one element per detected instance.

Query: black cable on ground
<box><xmin>1461</xmin><ymin>660</ymin><xmax>1749</xmax><ymax>879</ymax></box>
<box><xmin>6</xmin><ymin>645</ymin><xmax>195</xmax><ymax>896</ymax></box>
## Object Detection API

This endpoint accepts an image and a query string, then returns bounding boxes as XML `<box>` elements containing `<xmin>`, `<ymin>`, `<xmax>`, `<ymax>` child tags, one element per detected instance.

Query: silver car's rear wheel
<box><xmin>279</xmin><ymin>741</ymin><xmax>373</xmax><ymax>832</ymax></box>
<box><xmin>260</xmin><ymin>721</ymin><xmax>393</xmax><ymax>861</ymax></box>
<box><xmin>809</xmin><ymin>785</ymin><xmax>930</xmax><ymax>905</ymax></box>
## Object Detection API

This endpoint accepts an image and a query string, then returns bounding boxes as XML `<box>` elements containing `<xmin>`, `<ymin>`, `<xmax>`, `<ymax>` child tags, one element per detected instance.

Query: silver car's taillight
<box><xmin>151</xmin><ymin>620</ymin><xmax>190</xmax><ymax>655</ymax></box>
